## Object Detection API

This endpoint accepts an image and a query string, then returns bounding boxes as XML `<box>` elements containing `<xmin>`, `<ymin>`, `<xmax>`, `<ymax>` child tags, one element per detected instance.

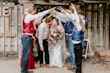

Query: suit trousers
<box><xmin>39</xmin><ymin>39</ymin><xmax>49</xmax><ymax>64</ymax></box>
<box><xmin>74</xmin><ymin>43</ymin><xmax>82</xmax><ymax>73</ymax></box>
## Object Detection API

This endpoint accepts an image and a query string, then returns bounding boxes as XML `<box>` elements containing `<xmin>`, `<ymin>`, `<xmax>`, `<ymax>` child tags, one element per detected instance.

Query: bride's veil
<box><xmin>58</xmin><ymin>20</ymin><xmax>68</xmax><ymax>63</ymax></box>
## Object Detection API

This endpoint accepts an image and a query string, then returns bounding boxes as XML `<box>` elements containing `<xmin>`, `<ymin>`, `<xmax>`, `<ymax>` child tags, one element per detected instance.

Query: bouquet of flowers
<box><xmin>33</xmin><ymin>40</ymin><xmax>38</xmax><ymax>57</ymax></box>
<box><xmin>48</xmin><ymin>29</ymin><xmax>63</xmax><ymax>45</ymax></box>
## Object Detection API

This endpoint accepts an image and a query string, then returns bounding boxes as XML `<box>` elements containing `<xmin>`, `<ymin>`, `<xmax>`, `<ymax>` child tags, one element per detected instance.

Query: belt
<box><xmin>22</xmin><ymin>34</ymin><xmax>32</xmax><ymax>37</ymax></box>
<box><xmin>23</xmin><ymin>35</ymin><xmax>32</xmax><ymax>38</ymax></box>
<box><xmin>65</xmin><ymin>33</ymin><xmax>72</xmax><ymax>36</ymax></box>
<box><xmin>22</xmin><ymin>33</ymin><xmax>33</xmax><ymax>36</ymax></box>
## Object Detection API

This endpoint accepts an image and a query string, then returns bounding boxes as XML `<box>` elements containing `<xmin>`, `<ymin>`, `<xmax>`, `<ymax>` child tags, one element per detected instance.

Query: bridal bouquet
<box><xmin>48</xmin><ymin>29</ymin><xmax>63</xmax><ymax>45</ymax></box>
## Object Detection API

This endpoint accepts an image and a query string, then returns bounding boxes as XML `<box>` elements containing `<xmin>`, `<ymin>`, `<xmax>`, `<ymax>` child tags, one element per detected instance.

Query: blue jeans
<box><xmin>66</xmin><ymin>36</ymin><xmax>76</xmax><ymax>67</ymax></box>
<box><xmin>21</xmin><ymin>35</ymin><xmax>32</xmax><ymax>73</ymax></box>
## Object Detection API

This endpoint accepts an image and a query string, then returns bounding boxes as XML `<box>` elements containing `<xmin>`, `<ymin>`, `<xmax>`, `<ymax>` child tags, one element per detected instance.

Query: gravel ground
<box><xmin>0</xmin><ymin>58</ymin><xmax>110</xmax><ymax>73</ymax></box>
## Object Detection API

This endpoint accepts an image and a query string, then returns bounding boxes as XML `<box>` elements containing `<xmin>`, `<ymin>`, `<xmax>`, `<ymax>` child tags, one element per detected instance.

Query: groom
<box><xmin>38</xmin><ymin>16</ymin><xmax>54</xmax><ymax>67</ymax></box>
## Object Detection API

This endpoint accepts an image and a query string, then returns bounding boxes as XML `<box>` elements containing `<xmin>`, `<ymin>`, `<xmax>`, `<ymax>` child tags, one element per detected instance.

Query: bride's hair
<box><xmin>54</xmin><ymin>18</ymin><xmax>59</xmax><ymax>25</ymax></box>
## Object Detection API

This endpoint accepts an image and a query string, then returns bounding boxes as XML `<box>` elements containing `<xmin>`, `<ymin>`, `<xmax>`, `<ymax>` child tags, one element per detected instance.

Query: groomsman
<box><xmin>72</xmin><ymin>8</ymin><xmax>86</xmax><ymax>73</ymax></box>
<box><xmin>21</xmin><ymin>5</ymin><xmax>55</xmax><ymax>73</ymax></box>
<box><xmin>38</xmin><ymin>16</ymin><xmax>54</xmax><ymax>68</ymax></box>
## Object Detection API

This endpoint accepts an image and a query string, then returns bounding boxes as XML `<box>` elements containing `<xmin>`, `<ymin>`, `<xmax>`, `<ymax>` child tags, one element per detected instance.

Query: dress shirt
<box><xmin>38</xmin><ymin>22</ymin><xmax>49</xmax><ymax>48</ymax></box>
<box><xmin>55</xmin><ymin>12</ymin><xmax>70</xmax><ymax>23</ymax></box>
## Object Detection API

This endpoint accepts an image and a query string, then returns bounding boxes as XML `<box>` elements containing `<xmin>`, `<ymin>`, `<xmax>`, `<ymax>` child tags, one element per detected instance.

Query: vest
<box><xmin>72</xmin><ymin>28</ymin><xmax>84</xmax><ymax>41</ymax></box>
<box><xmin>22</xmin><ymin>14</ymin><xmax>36</xmax><ymax>35</ymax></box>
<box><xmin>72</xmin><ymin>16</ymin><xmax>87</xmax><ymax>41</ymax></box>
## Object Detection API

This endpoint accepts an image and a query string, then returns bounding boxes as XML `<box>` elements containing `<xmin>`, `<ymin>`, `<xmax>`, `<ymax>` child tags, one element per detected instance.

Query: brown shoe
<box><xmin>40</xmin><ymin>64</ymin><xmax>44</xmax><ymax>67</ymax></box>
<box><xmin>46</xmin><ymin>64</ymin><xmax>50</xmax><ymax>68</ymax></box>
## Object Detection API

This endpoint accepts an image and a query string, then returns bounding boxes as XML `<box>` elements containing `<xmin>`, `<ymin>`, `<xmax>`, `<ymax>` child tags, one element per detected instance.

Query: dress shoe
<box><xmin>46</xmin><ymin>64</ymin><xmax>50</xmax><ymax>68</ymax></box>
<box><xmin>40</xmin><ymin>64</ymin><xmax>44</xmax><ymax>67</ymax></box>
<box><xmin>27</xmin><ymin>70</ymin><xmax>33</xmax><ymax>73</ymax></box>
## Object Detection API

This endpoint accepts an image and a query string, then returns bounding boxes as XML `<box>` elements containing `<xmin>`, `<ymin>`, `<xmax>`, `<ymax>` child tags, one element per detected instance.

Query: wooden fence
<box><xmin>0</xmin><ymin>3</ymin><xmax>23</xmax><ymax>52</ymax></box>
<box><xmin>84</xmin><ymin>3</ymin><xmax>110</xmax><ymax>52</ymax></box>
<box><xmin>0</xmin><ymin>3</ymin><xmax>109</xmax><ymax>54</ymax></box>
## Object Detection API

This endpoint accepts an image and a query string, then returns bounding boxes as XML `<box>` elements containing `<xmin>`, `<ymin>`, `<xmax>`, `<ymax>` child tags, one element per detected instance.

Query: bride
<box><xmin>49</xmin><ymin>18</ymin><xmax>65</xmax><ymax>67</ymax></box>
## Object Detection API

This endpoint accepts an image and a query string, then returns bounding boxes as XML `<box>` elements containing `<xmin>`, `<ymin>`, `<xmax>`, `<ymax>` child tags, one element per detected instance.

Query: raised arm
<box><xmin>57</xmin><ymin>7</ymin><xmax>76</xmax><ymax>23</ymax></box>
<box><xmin>50</xmin><ymin>9</ymin><xmax>69</xmax><ymax>23</ymax></box>
<box><xmin>55</xmin><ymin>12</ymin><xmax>70</xmax><ymax>23</ymax></box>
<box><xmin>71</xmin><ymin>3</ymin><xmax>80</xmax><ymax>25</ymax></box>
<box><xmin>65</xmin><ymin>12</ymin><xmax>75</xmax><ymax>22</ymax></box>
<box><xmin>25</xmin><ymin>8</ymin><xmax>55</xmax><ymax>23</ymax></box>
<box><xmin>71</xmin><ymin>3</ymin><xmax>82</xmax><ymax>31</ymax></box>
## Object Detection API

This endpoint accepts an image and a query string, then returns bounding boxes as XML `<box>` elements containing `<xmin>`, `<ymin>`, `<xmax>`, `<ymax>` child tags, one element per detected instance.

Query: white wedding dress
<box><xmin>49</xmin><ymin>25</ymin><xmax>65</xmax><ymax>67</ymax></box>
<box><xmin>49</xmin><ymin>40</ymin><xmax>64</xmax><ymax>67</ymax></box>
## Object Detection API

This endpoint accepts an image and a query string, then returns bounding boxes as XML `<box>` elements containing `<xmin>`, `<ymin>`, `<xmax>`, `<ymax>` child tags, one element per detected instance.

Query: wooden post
<box><xmin>17</xmin><ymin>5</ymin><xmax>23</xmax><ymax>58</ymax></box>
<box><xmin>99</xmin><ymin>5</ymin><xmax>104</xmax><ymax>52</ymax></box>
<box><xmin>93</xmin><ymin>4</ymin><xmax>98</xmax><ymax>51</ymax></box>
<box><xmin>0</xmin><ymin>6</ymin><xmax>1</xmax><ymax>16</ymax></box>
<box><xmin>106</xmin><ymin>7</ymin><xmax>109</xmax><ymax>50</ymax></box>
<box><xmin>5</xmin><ymin>17</ymin><xmax>16</xmax><ymax>38</ymax></box>
<box><xmin>87</xmin><ymin>4</ymin><xmax>92</xmax><ymax>50</ymax></box>
<box><xmin>12</xmin><ymin>5</ymin><xmax>18</xmax><ymax>51</ymax></box>
<box><xmin>0</xmin><ymin>15</ymin><xmax>5</xmax><ymax>51</ymax></box>
<box><xmin>0</xmin><ymin>7</ymin><xmax>3</xmax><ymax>38</ymax></box>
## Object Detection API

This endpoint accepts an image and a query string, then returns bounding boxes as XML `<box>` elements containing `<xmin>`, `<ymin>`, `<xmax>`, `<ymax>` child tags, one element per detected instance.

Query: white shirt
<box><xmin>24</xmin><ymin>10</ymin><xmax>50</xmax><ymax>23</ymax></box>
<box><xmin>38</xmin><ymin>22</ymin><xmax>49</xmax><ymax>48</ymax></box>
<box><xmin>65</xmin><ymin>12</ymin><xmax>75</xmax><ymax>22</ymax></box>
<box><xmin>55</xmin><ymin>12</ymin><xmax>70</xmax><ymax>23</ymax></box>
<box><xmin>66</xmin><ymin>11</ymin><xmax>82</xmax><ymax>31</ymax></box>
<box><xmin>72</xmin><ymin>41</ymin><xmax>81</xmax><ymax>44</ymax></box>
<box><xmin>55</xmin><ymin>11</ymin><xmax>82</xmax><ymax>31</ymax></box>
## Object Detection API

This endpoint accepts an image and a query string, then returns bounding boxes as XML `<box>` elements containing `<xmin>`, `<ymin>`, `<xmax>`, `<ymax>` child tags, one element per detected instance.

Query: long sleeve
<box><xmin>25</xmin><ymin>10</ymin><xmax>50</xmax><ymax>23</ymax></box>
<box><xmin>38</xmin><ymin>23</ymin><xmax>44</xmax><ymax>48</ymax></box>
<box><xmin>65</xmin><ymin>13</ymin><xmax>75</xmax><ymax>22</ymax></box>
<box><xmin>55</xmin><ymin>12</ymin><xmax>70</xmax><ymax>23</ymax></box>
<box><xmin>74</xmin><ymin>11</ymin><xmax>82</xmax><ymax>31</ymax></box>
<box><xmin>74</xmin><ymin>11</ymin><xmax>80</xmax><ymax>25</ymax></box>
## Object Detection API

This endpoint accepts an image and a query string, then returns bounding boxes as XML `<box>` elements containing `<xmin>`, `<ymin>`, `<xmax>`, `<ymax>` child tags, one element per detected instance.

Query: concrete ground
<box><xmin>0</xmin><ymin>59</ymin><xmax>110</xmax><ymax>73</ymax></box>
